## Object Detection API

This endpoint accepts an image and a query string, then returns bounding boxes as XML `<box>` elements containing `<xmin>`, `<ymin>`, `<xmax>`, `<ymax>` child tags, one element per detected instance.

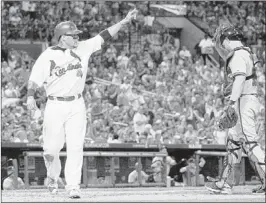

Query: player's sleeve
<box><xmin>229</xmin><ymin>52</ymin><xmax>247</xmax><ymax>78</ymax></box>
<box><xmin>29</xmin><ymin>52</ymin><xmax>50</xmax><ymax>87</ymax></box>
<box><xmin>78</xmin><ymin>35</ymin><xmax>103</xmax><ymax>55</ymax></box>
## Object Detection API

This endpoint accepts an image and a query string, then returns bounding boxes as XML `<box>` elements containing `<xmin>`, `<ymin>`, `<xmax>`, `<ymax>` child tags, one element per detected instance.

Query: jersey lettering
<box><xmin>49</xmin><ymin>60</ymin><xmax>82</xmax><ymax>77</ymax></box>
<box><xmin>70</xmin><ymin>50</ymin><xmax>81</xmax><ymax>62</ymax></box>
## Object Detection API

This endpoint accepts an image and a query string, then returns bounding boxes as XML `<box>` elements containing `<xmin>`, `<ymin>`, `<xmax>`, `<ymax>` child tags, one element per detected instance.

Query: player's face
<box><xmin>63</xmin><ymin>34</ymin><xmax>79</xmax><ymax>49</ymax></box>
<box><xmin>214</xmin><ymin>38</ymin><xmax>230</xmax><ymax>61</ymax></box>
<box><xmin>221</xmin><ymin>38</ymin><xmax>232</xmax><ymax>51</ymax></box>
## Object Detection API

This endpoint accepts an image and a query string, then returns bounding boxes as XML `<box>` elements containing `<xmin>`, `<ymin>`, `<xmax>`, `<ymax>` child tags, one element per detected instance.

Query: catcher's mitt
<box><xmin>218</xmin><ymin>105</ymin><xmax>238</xmax><ymax>130</ymax></box>
<box><xmin>222</xmin><ymin>82</ymin><xmax>233</xmax><ymax>98</ymax></box>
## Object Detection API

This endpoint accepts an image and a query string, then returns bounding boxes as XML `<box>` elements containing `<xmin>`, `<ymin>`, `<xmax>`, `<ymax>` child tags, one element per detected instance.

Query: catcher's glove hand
<box><xmin>218</xmin><ymin>105</ymin><xmax>238</xmax><ymax>130</ymax></box>
<box><xmin>222</xmin><ymin>82</ymin><xmax>233</xmax><ymax>98</ymax></box>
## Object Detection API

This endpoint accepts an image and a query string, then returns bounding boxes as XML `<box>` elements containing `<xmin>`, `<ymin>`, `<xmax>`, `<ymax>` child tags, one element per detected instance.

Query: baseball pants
<box><xmin>221</xmin><ymin>95</ymin><xmax>265</xmax><ymax>187</ymax></box>
<box><xmin>42</xmin><ymin>96</ymin><xmax>86</xmax><ymax>190</ymax></box>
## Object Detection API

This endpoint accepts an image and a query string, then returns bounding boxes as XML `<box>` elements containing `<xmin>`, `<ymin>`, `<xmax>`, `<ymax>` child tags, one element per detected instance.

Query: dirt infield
<box><xmin>1</xmin><ymin>185</ymin><xmax>265</xmax><ymax>202</ymax></box>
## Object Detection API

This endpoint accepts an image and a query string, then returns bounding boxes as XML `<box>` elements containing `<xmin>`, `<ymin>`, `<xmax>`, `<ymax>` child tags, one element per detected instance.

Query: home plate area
<box><xmin>2</xmin><ymin>185</ymin><xmax>265</xmax><ymax>202</ymax></box>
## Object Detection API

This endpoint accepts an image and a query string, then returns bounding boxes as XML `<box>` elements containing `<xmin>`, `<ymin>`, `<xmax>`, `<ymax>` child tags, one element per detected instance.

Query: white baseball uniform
<box><xmin>29</xmin><ymin>35</ymin><xmax>103</xmax><ymax>190</ymax></box>
<box><xmin>225</xmin><ymin>47</ymin><xmax>265</xmax><ymax>185</ymax></box>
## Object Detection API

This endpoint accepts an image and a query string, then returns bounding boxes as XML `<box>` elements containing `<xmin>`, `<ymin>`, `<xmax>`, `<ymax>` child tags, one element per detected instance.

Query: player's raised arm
<box><xmin>78</xmin><ymin>8</ymin><xmax>138</xmax><ymax>55</ymax></box>
<box><xmin>99</xmin><ymin>8</ymin><xmax>138</xmax><ymax>43</ymax></box>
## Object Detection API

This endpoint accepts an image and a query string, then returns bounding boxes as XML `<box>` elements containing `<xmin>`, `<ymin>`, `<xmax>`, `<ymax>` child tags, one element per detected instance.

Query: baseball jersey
<box><xmin>227</xmin><ymin>48</ymin><xmax>257</xmax><ymax>95</ymax></box>
<box><xmin>29</xmin><ymin>35</ymin><xmax>103</xmax><ymax>97</ymax></box>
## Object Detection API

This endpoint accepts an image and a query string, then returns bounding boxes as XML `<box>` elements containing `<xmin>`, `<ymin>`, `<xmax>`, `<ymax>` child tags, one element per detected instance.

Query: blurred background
<box><xmin>1</xmin><ymin>0</ymin><xmax>265</xmax><ymax>148</ymax></box>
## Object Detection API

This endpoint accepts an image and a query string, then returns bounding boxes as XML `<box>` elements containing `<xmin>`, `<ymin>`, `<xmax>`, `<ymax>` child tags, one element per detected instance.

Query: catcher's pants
<box><xmin>221</xmin><ymin>95</ymin><xmax>265</xmax><ymax>187</ymax></box>
<box><xmin>42</xmin><ymin>97</ymin><xmax>86</xmax><ymax>190</ymax></box>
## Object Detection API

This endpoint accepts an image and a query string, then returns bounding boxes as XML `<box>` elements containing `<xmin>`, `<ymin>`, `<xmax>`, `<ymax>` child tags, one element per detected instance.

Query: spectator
<box><xmin>179</xmin><ymin>46</ymin><xmax>192</xmax><ymax>61</ymax></box>
<box><xmin>3</xmin><ymin>166</ymin><xmax>25</xmax><ymax>190</ymax></box>
<box><xmin>179</xmin><ymin>156</ymin><xmax>206</xmax><ymax>186</ymax></box>
<box><xmin>2</xmin><ymin>82</ymin><xmax>21</xmax><ymax>108</ymax></box>
<box><xmin>198</xmin><ymin>34</ymin><xmax>214</xmax><ymax>66</ymax></box>
<box><xmin>184</xmin><ymin>124</ymin><xmax>199</xmax><ymax>145</ymax></box>
<box><xmin>128</xmin><ymin>162</ymin><xmax>149</xmax><ymax>184</ymax></box>
<box><xmin>133</xmin><ymin>104</ymin><xmax>148</xmax><ymax>136</ymax></box>
<box><xmin>148</xmin><ymin>157</ymin><xmax>163</xmax><ymax>183</ymax></box>
<box><xmin>13</xmin><ymin>124</ymin><xmax>28</xmax><ymax>143</ymax></box>
<box><xmin>107</xmin><ymin>134</ymin><xmax>122</xmax><ymax>144</ymax></box>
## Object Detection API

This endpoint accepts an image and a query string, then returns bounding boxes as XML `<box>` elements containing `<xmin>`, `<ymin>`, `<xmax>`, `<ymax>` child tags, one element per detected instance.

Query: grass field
<box><xmin>1</xmin><ymin>185</ymin><xmax>265</xmax><ymax>202</ymax></box>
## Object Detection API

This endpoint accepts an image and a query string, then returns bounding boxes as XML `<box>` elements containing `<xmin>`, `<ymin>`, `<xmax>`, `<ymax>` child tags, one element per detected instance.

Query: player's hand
<box><xmin>222</xmin><ymin>100</ymin><xmax>236</xmax><ymax>120</ymax></box>
<box><xmin>26</xmin><ymin>96</ymin><xmax>37</xmax><ymax>110</ymax></box>
<box><xmin>122</xmin><ymin>8</ymin><xmax>138</xmax><ymax>24</ymax></box>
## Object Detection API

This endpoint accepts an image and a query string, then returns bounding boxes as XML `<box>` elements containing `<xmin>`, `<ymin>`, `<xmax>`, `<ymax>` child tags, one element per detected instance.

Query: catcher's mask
<box><xmin>213</xmin><ymin>23</ymin><xmax>244</xmax><ymax>60</ymax></box>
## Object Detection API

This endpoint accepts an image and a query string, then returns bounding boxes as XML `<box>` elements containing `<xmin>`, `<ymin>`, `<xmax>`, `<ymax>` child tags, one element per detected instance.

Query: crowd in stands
<box><xmin>1</xmin><ymin>1</ymin><xmax>265</xmax><ymax>148</ymax></box>
<box><xmin>186</xmin><ymin>1</ymin><xmax>266</xmax><ymax>46</ymax></box>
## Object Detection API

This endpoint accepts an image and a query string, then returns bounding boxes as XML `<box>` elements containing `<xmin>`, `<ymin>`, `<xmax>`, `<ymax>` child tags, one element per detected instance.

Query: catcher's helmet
<box><xmin>213</xmin><ymin>23</ymin><xmax>244</xmax><ymax>60</ymax></box>
<box><xmin>213</xmin><ymin>23</ymin><xmax>244</xmax><ymax>46</ymax></box>
<box><xmin>54</xmin><ymin>21</ymin><xmax>82</xmax><ymax>42</ymax></box>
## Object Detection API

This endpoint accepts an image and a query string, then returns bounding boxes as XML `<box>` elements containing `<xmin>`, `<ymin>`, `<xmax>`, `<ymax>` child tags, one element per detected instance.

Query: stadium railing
<box><xmin>194</xmin><ymin>150</ymin><xmax>248</xmax><ymax>186</ymax></box>
<box><xmin>2</xmin><ymin>143</ymin><xmax>258</xmax><ymax>189</ymax></box>
<box><xmin>22</xmin><ymin>150</ymin><xmax>168</xmax><ymax>189</ymax></box>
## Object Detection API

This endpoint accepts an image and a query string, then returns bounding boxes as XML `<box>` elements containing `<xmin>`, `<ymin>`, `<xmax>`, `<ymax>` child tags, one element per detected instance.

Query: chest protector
<box><xmin>223</xmin><ymin>46</ymin><xmax>260</xmax><ymax>97</ymax></box>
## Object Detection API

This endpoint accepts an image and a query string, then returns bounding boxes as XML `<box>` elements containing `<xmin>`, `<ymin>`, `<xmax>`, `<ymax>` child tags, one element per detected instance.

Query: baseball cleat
<box><xmin>205</xmin><ymin>182</ymin><xmax>222</xmax><ymax>193</ymax></box>
<box><xmin>69</xmin><ymin>189</ymin><xmax>81</xmax><ymax>199</ymax></box>
<box><xmin>252</xmin><ymin>185</ymin><xmax>265</xmax><ymax>194</ymax></box>
<box><xmin>48</xmin><ymin>186</ymin><xmax>58</xmax><ymax>194</ymax></box>
<box><xmin>220</xmin><ymin>186</ymin><xmax>232</xmax><ymax>195</ymax></box>
<box><xmin>205</xmin><ymin>182</ymin><xmax>232</xmax><ymax>194</ymax></box>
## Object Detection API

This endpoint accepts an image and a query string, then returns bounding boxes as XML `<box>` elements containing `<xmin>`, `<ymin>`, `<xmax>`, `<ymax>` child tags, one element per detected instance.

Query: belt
<box><xmin>48</xmin><ymin>94</ymin><xmax>82</xmax><ymax>101</ymax></box>
<box><xmin>240</xmin><ymin>94</ymin><xmax>258</xmax><ymax>97</ymax></box>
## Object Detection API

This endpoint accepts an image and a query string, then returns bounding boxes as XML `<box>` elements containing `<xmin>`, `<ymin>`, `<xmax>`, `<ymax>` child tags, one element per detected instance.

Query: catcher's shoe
<box><xmin>205</xmin><ymin>182</ymin><xmax>232</xmax><ymax>194</ymax></box>
<box><xmin>220</xmin><ymin>183</ymin><xmax>232</xmax><ymax>195</ymax></box>
<box><xmin>252</xmin><ymin>185</ymin><xmax>265</xmax><ymax>194</ymax></box>
<box><xmin>69</xmin><ymin>189</ymin><xmax>81</xmax><ymax>199</ymax></box>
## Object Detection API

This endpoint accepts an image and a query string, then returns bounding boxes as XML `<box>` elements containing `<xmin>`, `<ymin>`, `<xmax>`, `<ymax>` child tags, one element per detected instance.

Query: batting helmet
<box><xmin>54</xmin><ymin>21</ymin><xmax>82</xmax><ymax>42</ymax></box>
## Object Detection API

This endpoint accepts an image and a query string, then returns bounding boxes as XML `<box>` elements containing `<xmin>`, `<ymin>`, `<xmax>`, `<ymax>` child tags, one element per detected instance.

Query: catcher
<box><xmin>205</xmin><ymin>23</ymin><xmax>265</xmax><ymax>194</ymax></box>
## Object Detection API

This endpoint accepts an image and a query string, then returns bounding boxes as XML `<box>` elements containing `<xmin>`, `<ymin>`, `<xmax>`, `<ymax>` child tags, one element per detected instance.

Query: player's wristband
<box><xmin>99</xmin><ymin>29</ymin><xmax>112</xmax><ymax>42</ymax></box>
<box><xmin>27</xmin><ymin>89</ymin><xmax>35</xmax><ymax>97</ymax></box>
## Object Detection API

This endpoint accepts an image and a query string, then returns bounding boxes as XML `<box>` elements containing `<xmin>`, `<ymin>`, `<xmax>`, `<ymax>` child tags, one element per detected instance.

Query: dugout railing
<box><xmin>23</xmin><ymin>151</ymin><xmax>168</xmax><ymax>189</ymax></box>
<box><xmin>2</xmin><ymin>143</ymin><xmax>259</xmax><ymax>189</ymax></box>
<box><xmin>194</xmin><ymin>150</ymin><xmax>248</xmax><ymax>186</ymax></box>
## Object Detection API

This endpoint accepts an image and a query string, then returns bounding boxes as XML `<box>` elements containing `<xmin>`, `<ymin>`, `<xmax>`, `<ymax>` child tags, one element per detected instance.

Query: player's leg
<box><xmin>220</xmin><ymin>131</ymin><xmax>243</xmax><ymax>186</ymax></box>
<box><xmin>42</xmin><ymin>100</ymin><xmax>66</xmax><ymax>193</ymax></box>
<box><xmin>205</xmin><ymin>128</ymin><xmax>242</xmax><ymax>194</ymax></box>
<box><xmin>206</xmin><ymin>99</ymin><xmax>245</xmax><ymax>194</ymax></box>
<box><xmin>238</xmin><ymin>96</ymin><xmax>265</xmax><ymax>193</ymax></box>
<box><xmin>64</xmin><ymin>98</ymin><xmax>87</xmax><ymax>198</ymax></box>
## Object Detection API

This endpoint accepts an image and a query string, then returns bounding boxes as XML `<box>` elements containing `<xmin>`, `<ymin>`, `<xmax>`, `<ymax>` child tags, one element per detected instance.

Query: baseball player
<box><xmin>205</xmin><ymin>23</ymin><xmax>265</xmax><ymax>194</ymax></box>
<box><xmin>26</xmin><ymin>9</ymin><xmax>138</xmax><ymax>198</ymax></box>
